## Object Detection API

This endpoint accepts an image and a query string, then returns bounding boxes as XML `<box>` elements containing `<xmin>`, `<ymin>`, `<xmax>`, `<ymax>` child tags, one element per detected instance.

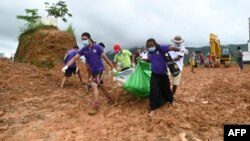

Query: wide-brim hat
<box><xmin>171</xmin><ymin>35</ymin><xmax>184</xmax><ymax>43</ymax></box>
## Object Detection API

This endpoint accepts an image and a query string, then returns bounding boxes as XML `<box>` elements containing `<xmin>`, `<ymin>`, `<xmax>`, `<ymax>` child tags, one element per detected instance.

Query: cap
<box><xmin>113</xmin><ymin>44</ymin><xmax>121</xmax><ymax>53</ymax></box>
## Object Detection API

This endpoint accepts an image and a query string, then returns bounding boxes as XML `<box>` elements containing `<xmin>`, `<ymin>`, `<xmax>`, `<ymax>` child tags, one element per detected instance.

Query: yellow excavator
<box><xmin>205</xmin><ymin>33</ymin><xmax>231</xmax><ymax>67</ymax></box>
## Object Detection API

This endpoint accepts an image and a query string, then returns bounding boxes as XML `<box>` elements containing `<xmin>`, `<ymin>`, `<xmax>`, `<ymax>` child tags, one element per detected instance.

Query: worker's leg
<box><xmin>172</xmin><ymin>85</ymin><xmax>177</xmax><ymax>95</ymax></box>
<box><xmin>172</xmin><ymin>73</ymin><xmax>182</xmax><ymax>95</ymax></box>
<box><xmin>60</xmin><ymin>68</ymin><xmax>72</xmax><ymax>88</ymax></box>
<box><xmin>91</xmin><ymin>82</ymin><xmax>99</xmax><ymax>104</ymax></box>
<box><xmin>88</xmin><ymin>82</ymin><xmax>100</xmax><ymax>115</ymax></box>
<box><xmin>60</xmin><ymin>77</ymin><xmax>67</xmax><ymax>88</ymax></box>
<box><xmin>77</xmin><ymin>70</ymin><xmax>83</xmax><ymax>84</ymax></box>
<box><xmin>239</xmin><ymin>58</ymin><xmax>244</xmax><ymax>71</ymax></box>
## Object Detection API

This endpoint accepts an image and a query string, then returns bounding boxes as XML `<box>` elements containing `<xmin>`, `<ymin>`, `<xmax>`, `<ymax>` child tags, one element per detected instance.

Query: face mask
<box><xmin>148</xmin><ymin>47</ymin><xmax>156</xmax><ymax>52</ymax></box>
<box><xmin>82</xmin><ymin>40</ymin><xmax>89</xmax><ymax>47</ymax></box>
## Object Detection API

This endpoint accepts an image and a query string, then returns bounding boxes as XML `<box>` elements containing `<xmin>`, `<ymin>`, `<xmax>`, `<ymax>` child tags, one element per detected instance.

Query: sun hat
<box><xmin>171</xmin><ymin>35</ymin><xmax>184</xmax><ymax>43</ymax></box>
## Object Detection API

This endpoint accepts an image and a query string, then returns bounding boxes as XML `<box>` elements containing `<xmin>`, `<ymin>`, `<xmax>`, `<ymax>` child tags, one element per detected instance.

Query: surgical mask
<box><xmin>175</xmin><ymin>43</ymin><xmax>180</xmax><ymax>47</ymax></box>
<box><xmin>148</xmin><ymin>47</ymin><xmax>156</xmax><ymax>52</ymax></box>
<box><xmin>82</xmin><ymin>40</ymin><xmax>89</xmax><ymax>47</ymax></box>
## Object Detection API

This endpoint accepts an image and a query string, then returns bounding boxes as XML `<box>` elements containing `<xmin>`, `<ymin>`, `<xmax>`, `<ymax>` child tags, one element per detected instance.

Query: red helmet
<box><xmin>113</xmin><ymin>44</ymin><xmax>121</xmax><ymax>53</ymax></box>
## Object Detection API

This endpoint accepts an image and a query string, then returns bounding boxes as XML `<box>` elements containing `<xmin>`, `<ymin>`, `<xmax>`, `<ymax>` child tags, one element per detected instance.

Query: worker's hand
<box><xmin>109</xmin><ymin>68</ymin><xmax>118</xmax><ymax>76</ymax></box>
<box><xmin>180</xmin><ymin>48</ymin><xmax>189</xmax><ymax>54</ymax></box>
<box><xmin>112</xmin><ymin>68</ymin><xmax>117</xmax><ymax>73</ymax></box>
<box><xmin>131</xmin><ymin>63</ymin><xmax>136</xmax><ymax>68</ymax></box>
<box><xmin>62</xmin><ymin>65</ymin><xmax>68</xmax><ymax>73</ymax></box>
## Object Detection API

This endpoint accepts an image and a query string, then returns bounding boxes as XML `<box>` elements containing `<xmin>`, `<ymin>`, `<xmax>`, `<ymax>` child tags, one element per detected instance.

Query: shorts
<box><xmin>65</xmin><ymin>67</ymin><xmax>78</xmax><ymax>77</ymax></box>
<box><xmin>91</xmin><ymin>71</ymin><xmax>104</xmax><ymax>85</ymax></box>
<box><xmin>167</xmin><ymin>68</ymin><xmax>182</xmax><ymax>85</ymax></box>
<box><xmin>169</xmin><ymin>72</ymin><xmax>182</xmax><ymax>85</ymax></box>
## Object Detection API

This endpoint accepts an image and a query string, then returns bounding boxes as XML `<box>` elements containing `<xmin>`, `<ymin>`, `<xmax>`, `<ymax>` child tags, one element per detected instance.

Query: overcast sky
<box><xmin>1</xmin><ymin>0</ymin><xmax>250</xmax><ymax>57</ymax></box>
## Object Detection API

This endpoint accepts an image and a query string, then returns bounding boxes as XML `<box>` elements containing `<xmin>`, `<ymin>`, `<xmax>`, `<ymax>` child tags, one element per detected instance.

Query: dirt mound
<box><xmin>14</xmin><ymin>28</ymin><xmax>76</xmax><ymax>68</ymax></box>
<box><xmin>0</xmin><ymin>59</ymin><xmax>250</xmax><ymax>140</ymax></box>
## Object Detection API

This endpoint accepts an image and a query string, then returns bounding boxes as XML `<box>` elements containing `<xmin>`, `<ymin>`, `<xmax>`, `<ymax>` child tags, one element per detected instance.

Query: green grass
<box><xmin>65</xmin><ymin>23</ymin><xmax>75</xmax><ymax>37</ymax></box>
<box><xmin>30</xmin><ymin>59</ymin><xmax>54</xmax><ymax>69</ymax></box>
<box><xmin>18</xmin><ymin>23</ymin><xmax>57</xmax><ymax>40</ymax></box>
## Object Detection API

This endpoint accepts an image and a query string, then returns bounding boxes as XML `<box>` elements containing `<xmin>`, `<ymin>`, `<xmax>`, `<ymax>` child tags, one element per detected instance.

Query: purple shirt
<box><xmin>148</xmin><ymin>45</ymin><xmax>170</xmax><ymax>74</ymax></box>
<box><xmin>64</xmin><ymin>49</ymin><xmax>78</xmax><ymax>68</ymax></box>
<box><xmin>78</xmin><ymin>43</ymin><xmax>104</xmax><ymax>73</ymax></box>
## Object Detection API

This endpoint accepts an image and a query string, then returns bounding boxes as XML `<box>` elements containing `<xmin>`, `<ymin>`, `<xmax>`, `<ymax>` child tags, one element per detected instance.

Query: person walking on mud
<box><xmin>237</xmin><ymin>46</ymin><xmax>244</xmax><ymax>72</ymax></box>
<box><xmin>189</xmin><ymin>52</ymin><xmax>196</xmax><ymax>73</ymax></box>
<box><xmin>60</xmin><ymin>45</ymin><xmax>83</xmax><ymax>88</ymax></box>
<box><xmin>199</xmin><ymin>51</ymin><xmax>205</xmax><ymax>68</ymax></box>
<box><xmin>206</xmin><ymin>52</ymin><xmax>214</xmax><ymax>68</ymax></box>
<box><xmin>62</xmin><ymin>32</ymin><xmax>117</xmax><ymax>115</ymax></box>
<box><xmin>168</xmin><ymin>35</ymin><xmax>187</xmax><ymax>96</ymax></box>
<box><xmin>145</xmin><ymin>38</ymin><xmax>187</xmax><ymax>116</ymax></box>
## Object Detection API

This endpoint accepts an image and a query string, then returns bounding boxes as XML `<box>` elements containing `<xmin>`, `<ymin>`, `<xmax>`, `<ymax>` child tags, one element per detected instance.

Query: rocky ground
<box><xmin>0</xmin><ymin>58</ymin><xmax>249</xmax><ymax>141</ymax></box>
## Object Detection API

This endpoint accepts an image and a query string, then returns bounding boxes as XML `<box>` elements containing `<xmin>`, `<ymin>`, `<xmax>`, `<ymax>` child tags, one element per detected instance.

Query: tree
<box><xmin>44</xmin><ymin>1</ymin><xmax>72</xmax><ymax>23</ymax></box>
<box><xmin>16</xmin><ymin>9</ymin><xmax>41</xmax><ymax>24</ymax></box>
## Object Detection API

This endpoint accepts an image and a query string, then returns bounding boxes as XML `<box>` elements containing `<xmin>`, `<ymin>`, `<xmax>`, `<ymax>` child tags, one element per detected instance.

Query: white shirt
<box><xmin>168</xmin><ymin>44</ymin><xmax>185</xmax><ymax>71</ymax></box>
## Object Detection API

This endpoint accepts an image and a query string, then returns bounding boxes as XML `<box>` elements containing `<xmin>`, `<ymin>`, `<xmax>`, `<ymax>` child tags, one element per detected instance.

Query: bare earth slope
<box><xmin>15</xmin><ymin>28</ymin><xmax>76</xmax><ymax>68</ymax></box>
<box><xmin>0</xmin><ymin>59</ymin><xmax>249</xmax><ymax>141</ymax></box>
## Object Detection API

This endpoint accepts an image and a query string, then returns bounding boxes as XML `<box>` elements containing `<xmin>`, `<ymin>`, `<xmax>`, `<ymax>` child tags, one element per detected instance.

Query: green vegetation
<box><xmin>18</xmin><ymin>23</ymin><xmax>57</xmax><ymax>40</ymax></box>
<box><xmin>44</xmin><ymin>1</ymin><xmax>72</xmax><ymax>23</ymax></box>
<box><xmin>65</xmin><ymin>23</ymin><xmax>75</xmax><ymax>37</ymax></box>
<box><xmin>16</xmin><ymin>9</ymin><xmax>41</xmax><ymax>24</ymax></box>
<box><xmin>31</xmin><ymin>59</ymin><xmax>54</xmax><ymax>69</ymax></box>
<box><xmin>16</xmin><ymin>1</ymin><xmax>73</xmax><ymax>69</ymax></box>
<box><xmin>41</xmin><ymin>59</ymin><xmax>54</xmax><ymax>69</ymax></box>
<box><xmin>17</xmin><ymin>1</ymin><xmax>72</xmax><ymax>39</ymax></box>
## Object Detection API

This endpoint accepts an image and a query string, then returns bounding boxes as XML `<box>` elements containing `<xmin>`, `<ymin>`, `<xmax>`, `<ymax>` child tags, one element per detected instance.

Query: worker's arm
<box><xmin>173</xmin><ymin>56</ymin><xmax>183</xmax><ymax>61</ymax></box>
<box><xmin>67</xmin><ymin>54</ymin><xmax>80</xmax><ymax>67</ymax></box>
<box><xmin>101</xmin><ymin>52</ymin><xmax>114</xmax><ymax>69</ymax></box>
<box><xmin>132</xmin><ymin>54</ymin><xmax>136</xmax><ymax>64</ymax></box>
<box><xmin>112</xmin><ymin>54</ymin><xmax>117</xmax><ymax>68</ymax></box>
<box><xmin>62</xmin><ymin>54</ymin><xmax>81</xmax><ymax>73</ymax></box>
<box><xmin>131</xmin><ymin>55</ymin><xmax>134</xmax><ymax>64</ymax></box>
<box><xmin>63</xmin><ymin>53</ymin><xmax>68</xmax><ymax>64</ymax></box>
<box><xmin>169</xmin><ymin>45</ymin><xmax>188</xmax><ymax>54</ymax></box>
<box><xmin>130</xmin><ymin>54</ymin><xmax>135</xmax><ymax>67</ymax></box>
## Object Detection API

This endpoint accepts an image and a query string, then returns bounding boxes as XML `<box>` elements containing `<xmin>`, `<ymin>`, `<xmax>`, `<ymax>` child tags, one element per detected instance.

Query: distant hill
<box><xmin>106</xmin><ymin>44</ymin><xmax>248</xmax><ymax>64</ymax></box>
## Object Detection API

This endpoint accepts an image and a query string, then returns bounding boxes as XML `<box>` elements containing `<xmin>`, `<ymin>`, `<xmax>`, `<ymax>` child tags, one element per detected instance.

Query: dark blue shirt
<box><xmin>148</xmin><ymin>45</ymin><xmax>170</xmax><ymax>74</ymax></box>
<box><xmin>64</xmin><ymin>49</ymin><xmax>78</xmax><ymax>68</ymax></box>
<box><xmin>77</xmin><ymin>43</ymin><xmax>104</xmax><ymax>73</ymax></box>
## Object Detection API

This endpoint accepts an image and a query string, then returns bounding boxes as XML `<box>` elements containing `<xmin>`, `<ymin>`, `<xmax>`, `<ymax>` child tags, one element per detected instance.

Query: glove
<box><xmin>62</xmin><ymin>65</ymin><xmax>68</xmax><ymax>73</ymax></box>
<box><xmin>112</xmin><ymin>68</ymin><xmax>117</xmax><ymax>73</ymax></box>
<box><xmin>180</xmin><ymin>48</ymin><xmax>189</xmax><ymax>54</ymax></box>
<box><xmin>111</xmin><ymin>68</ymin><xmax>119</xmax><ymax>77</ymax></box>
